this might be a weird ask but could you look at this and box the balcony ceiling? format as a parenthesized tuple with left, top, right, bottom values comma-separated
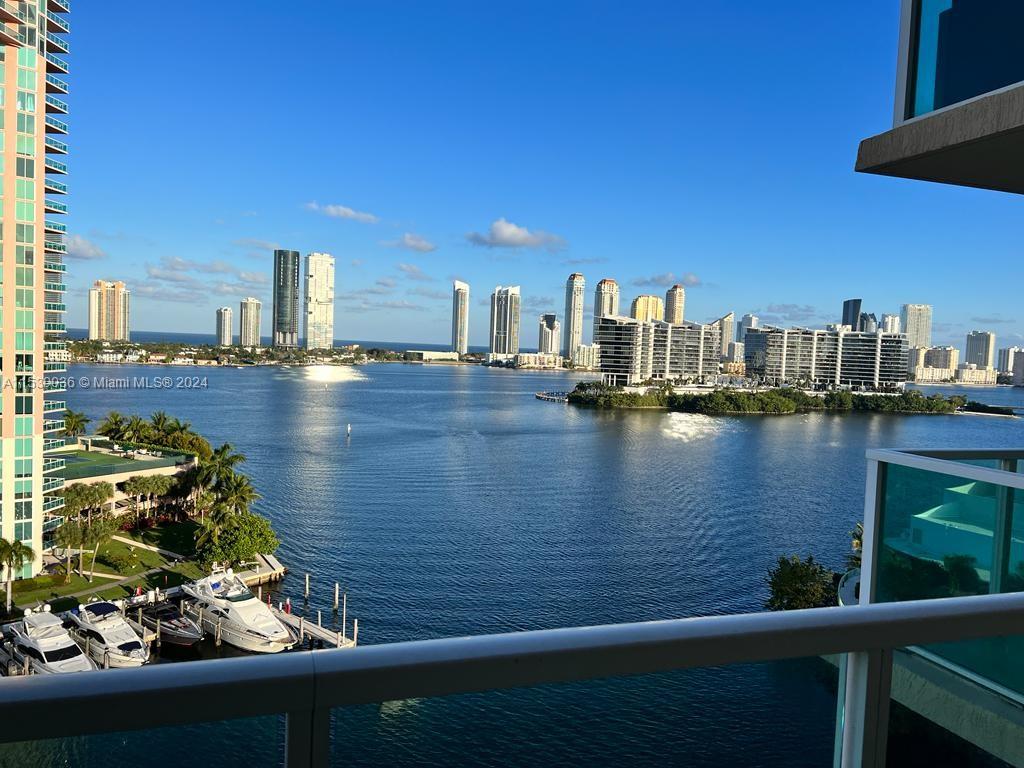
(856, 82, 1024, 195)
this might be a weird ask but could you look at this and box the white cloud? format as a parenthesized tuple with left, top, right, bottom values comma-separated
(66, 234, 107, 261)
(408, 286, 449, 301)
(305, 201, 379, 224)
(632, 272, 701, 288)
(466, 217, 566, 251)
(232, 237, 279, 252)
(397, 263, 433, 282)
(385, 233, 437, 253)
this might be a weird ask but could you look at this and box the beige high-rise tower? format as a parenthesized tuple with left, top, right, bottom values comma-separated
(630, 294, 664, 323)
(303, 252, 335, 350)
(88, 280, 131, 341)
(665, 284, 685, 324)
(594, 278, 620, 319)
(240, 297, 262, 348)
(0, 1, 71, 576)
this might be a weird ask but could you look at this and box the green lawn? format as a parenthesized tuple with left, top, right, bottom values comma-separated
(123, 521, 200, 558)
(95, 538, 165, 575)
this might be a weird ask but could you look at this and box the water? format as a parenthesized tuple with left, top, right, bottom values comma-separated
(11, 365, 1024, 767)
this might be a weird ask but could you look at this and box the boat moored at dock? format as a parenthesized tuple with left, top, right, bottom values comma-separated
(125, 600, 202, 647)
(181, 568, 296, 653)
(3, 606, 97, 675)
(64, 601, 151, 668)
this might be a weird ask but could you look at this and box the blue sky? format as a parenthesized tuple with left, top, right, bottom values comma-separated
(63, 1, 1022, 350)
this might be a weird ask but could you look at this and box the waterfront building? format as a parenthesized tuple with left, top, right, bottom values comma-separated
(513, 352, 563, 370)
(538, 313, 560, 355)
(88, 281, 131, 342)
(737, 313, 759, 343)
(594, 278, 620, 320)
(451, 280, 470, 355)
(404, 350, 460, 362)
(664, 284, 685, 324)
(955, 363, 997, 385)
(860, 313, 878, 334)
(272, 249, 300, 348)
(593, 316, 720, 386)
(923, 346, 959, 370)
(303, 252, 335, 350)
(842, 298, 863, 331)
(881, 313, 901, 334)
(710, 312, 735, 358)
(239, 297, 262, 348)
(572, 343, 600, 370)
(1015, 356, 1024, 387)
(216, 307, 233, 346)
(0, 1, 72, 575)
(562, 273, 585, 360)
(900, 304, 933, 349)
(726, 341, 744, 364)
(997, 346, 1023, 375)
(630, 295, 664, 323)
(489, 286, 521, 355)
(744, 327, 908, 389)
(965, 330, 996, 369)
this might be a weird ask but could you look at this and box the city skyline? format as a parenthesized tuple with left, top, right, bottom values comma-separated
(58, 3, 1021, 349)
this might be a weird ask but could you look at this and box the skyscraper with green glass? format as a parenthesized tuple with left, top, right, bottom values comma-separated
(0, 0, 70, 576)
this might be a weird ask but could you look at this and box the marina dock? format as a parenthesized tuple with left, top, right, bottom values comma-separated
(237, 553, 287, 586)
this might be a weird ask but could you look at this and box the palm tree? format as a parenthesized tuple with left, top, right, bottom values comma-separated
(150, 411, 171, 438)
(207, 443, 247, 482)
(214, 471, 260, 518)
(84, 516, 118, 582)
(97, 411, 126, 442)
(144, 475, 175, 519)
(122, 476, 148, 527)
(63, 409, 90, 441)
(54, 519, 85, 583)
(123, 415, 150, 444)
(0, 538, 36, 613)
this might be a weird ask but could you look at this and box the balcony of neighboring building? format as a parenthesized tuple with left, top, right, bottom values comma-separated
(44, 157, 68, 176)
(0, 20, 21, 47)
(44, 219, 67, 236)
(45, 94, 68, 115)
(0, 2, 19, 24)
(42, 496, 65, 514)
(42, 457, 65, 474)
(44, 136, 68, 155)
(44, 198, 68, 215)
(45, 73, 69, 94)
(49, 0, 70, 14)
(42, 474, 65, 494)
(45, 115, 69, 135)
(43, 258, 66, 274)
(44, 177, 67, 195)
(44, 419, 65, 434)
(45, 52, 69, 74)
(857, 1, 1024, 193)
(44, 399, 66, 414)
(44, 31, 68, 55)
(44, 239, 67, 255)
(45, 12, 69, 34)
(44, 361, 67, 374)
(43, 437, 65, 453)
(45, 282, 67, 296)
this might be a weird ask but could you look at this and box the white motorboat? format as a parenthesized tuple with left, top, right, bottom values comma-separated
(181, 568, 295, 653)
(4, 606, 96, 674)
(65, 600, 150, 668)
(125, 600, 203, 647)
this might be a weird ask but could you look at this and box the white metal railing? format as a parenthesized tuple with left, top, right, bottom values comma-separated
(0, 591, 1022, 767)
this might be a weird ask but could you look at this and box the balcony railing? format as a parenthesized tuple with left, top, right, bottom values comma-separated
(44, 303, 66, 313)
(44, 220, 67, 235)
(43, 438, 65, 452)
(45, 73, 69, 94)
(0, 2, 18, 24)
(43, 419, 65, 433)
(0, 21, 20, 48)
(44, 157, 68, 175)
(42, 515, 64, 533)
(49, 0, 70, 13)
(0, 591, 1021, 767)
(42, 457, 65, 473)
(44, 94, 68, 114)
(44, 399, 66, 412)
(44, 199, 68, 214)
(44, 32, 68, 55)
(44, 137, 68, 155)
(43, 322, 66, 332)
(45, 281, 67, 292)
(45, 12, 69, 33)
(44, 261, 66, 273)
(42, 496, 65, 513)
(45, 115, 69, 135)
(44, 52, 69, 74)
(44, 240, 66, 253)
(42, 475, 64, 493)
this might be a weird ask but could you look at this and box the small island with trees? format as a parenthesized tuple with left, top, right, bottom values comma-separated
(566, 382, 1014, 416)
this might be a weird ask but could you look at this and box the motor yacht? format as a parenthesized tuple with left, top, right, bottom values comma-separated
(64, 600, 150, 668)
(4, 606, 96, 674)
(181, 568, 295, 653)
(125, 600, 203, 647)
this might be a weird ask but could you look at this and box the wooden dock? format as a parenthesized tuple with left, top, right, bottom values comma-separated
(237, 553, 287, 586)
(270, 605, 357, 649)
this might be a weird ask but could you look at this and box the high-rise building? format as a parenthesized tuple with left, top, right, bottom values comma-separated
(737, 313, 759, 343)
(303, 252, 335, 350)
(489, 286, 521, 356)
(923, 346, 960, 370)
(744, 327, 907, 389)
(273, 249, 300, 348)
(665, 284, 686, 324)
(842, 299, 863, 331)
(216, 307, 233, 346)
(1, 4, 71, 575)
(860, 313, 878, 334)
(562, 273, 585, 360)
(997, 346, 1023, 375)
(711, 312, 735, 358)
(594, 278, 620, 320)
(881, 313, 901, 334)
(240, 297, 262, 348)
(538, 314, 561, 355)
(900, 304, 933, 349)
(630, 295, 664, 323)
(451, 280, 470, 355)
(593, 316, 720, 386)
(965, 330, 996, 369)
(88, 281, 131, 341)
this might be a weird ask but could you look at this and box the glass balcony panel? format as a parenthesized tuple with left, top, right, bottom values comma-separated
(330, 659, 840, 767)
(0, 716, 283, 767)
(908, 0, 1024, 119)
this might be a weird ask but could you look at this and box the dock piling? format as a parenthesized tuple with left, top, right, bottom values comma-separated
(317, 610, 322, 627)
(304, 573, 310, 600)
(257, 585, 262, 601)
(342, 592, 347, 638)
(299, 616, 304, 645)
(215, 618, 222, 647)
(155, 618, 161, 648)
(333, 582, 339, 611)
(353, 618, 359, 646)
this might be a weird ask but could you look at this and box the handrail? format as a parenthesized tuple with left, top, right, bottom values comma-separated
(866, 448, 1024, 490)
(0, 591, 1022, 764)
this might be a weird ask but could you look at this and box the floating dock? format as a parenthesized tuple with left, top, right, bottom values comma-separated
(535, 391, 569, 403)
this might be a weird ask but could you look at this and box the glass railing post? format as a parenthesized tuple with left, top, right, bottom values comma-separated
(860, 459, 887, 605)
(285, 707, 329, 767)
(991, 458, 1018, 594)
(840, 648, 893, 768)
